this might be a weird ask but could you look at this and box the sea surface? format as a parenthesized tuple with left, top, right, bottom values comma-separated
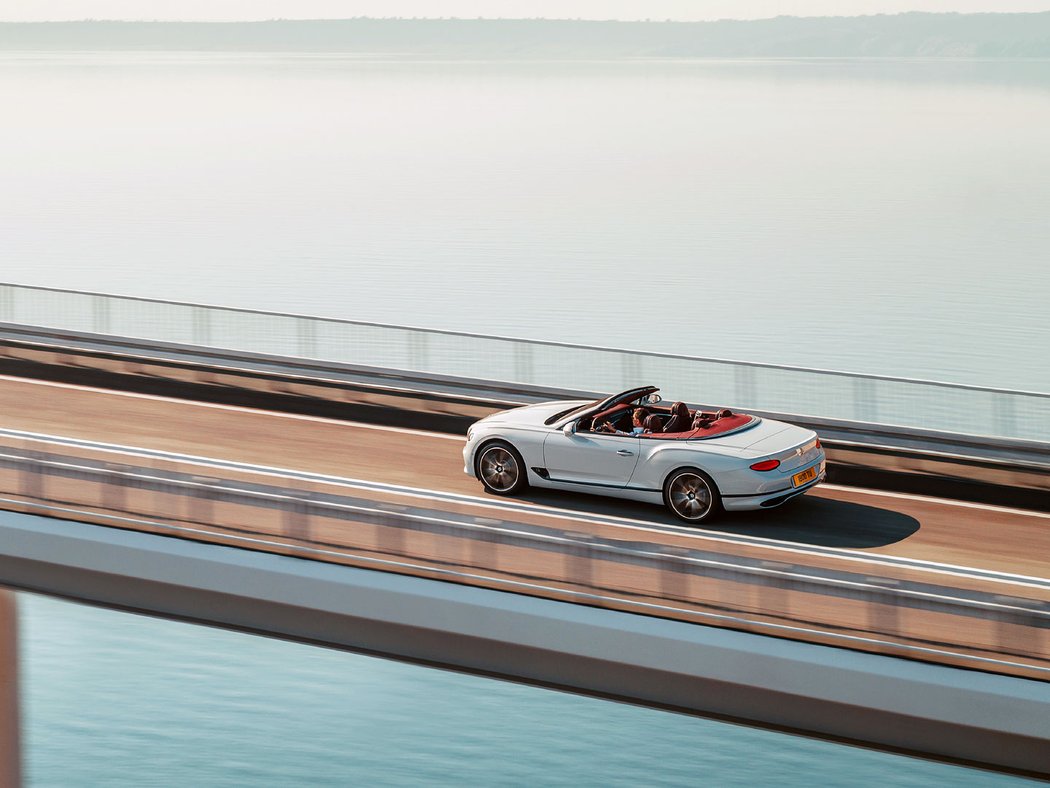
(1, 54, 1049, 389)
(2, 53, 1049, 785)
(16, 592, 1037, 787)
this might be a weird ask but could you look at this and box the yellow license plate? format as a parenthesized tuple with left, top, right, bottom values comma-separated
(792, 466, 818, 487)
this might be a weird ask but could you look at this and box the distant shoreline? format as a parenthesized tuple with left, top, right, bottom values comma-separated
(2, 14, 1050, 58)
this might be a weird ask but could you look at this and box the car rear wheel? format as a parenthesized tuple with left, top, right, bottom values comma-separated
(476, 441, 529, 496)
(663, 468, 720, 524)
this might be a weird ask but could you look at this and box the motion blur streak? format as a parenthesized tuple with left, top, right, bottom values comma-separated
(0, 589, 20, 788)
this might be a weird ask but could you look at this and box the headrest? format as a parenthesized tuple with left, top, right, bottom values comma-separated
(692, 413, 715, 430)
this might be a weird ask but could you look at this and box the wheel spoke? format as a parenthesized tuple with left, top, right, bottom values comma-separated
(668, 473, 712, 521)
(480, 447, 518, 492)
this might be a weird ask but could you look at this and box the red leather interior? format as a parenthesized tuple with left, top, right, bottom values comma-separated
(662, 402, 692, 433)
(589, 402, 756, 440)
(639, 413, 756, 440)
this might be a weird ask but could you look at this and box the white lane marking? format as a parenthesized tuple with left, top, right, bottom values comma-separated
(820, 483, 1050, 521)
(0, 374, 464, 441)
(5, 425, 1050, 591)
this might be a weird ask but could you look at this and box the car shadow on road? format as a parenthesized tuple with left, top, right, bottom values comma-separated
(515, 489, 920, 549)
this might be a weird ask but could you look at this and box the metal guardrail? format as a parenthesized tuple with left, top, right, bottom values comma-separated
(1, 434, 1046, 677)
(2, 282, 1048, 442)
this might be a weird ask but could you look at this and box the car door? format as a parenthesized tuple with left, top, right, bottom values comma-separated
(543, 427, 641, 488)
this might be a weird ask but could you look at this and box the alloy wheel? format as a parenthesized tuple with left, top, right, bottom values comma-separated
(667, 472, 713, 521)
(479, 446, 519, 492)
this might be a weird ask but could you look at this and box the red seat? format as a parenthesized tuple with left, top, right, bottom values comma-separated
(663, 402, 692, 433)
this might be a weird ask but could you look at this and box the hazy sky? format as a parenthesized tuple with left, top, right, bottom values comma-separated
(2, 0, 1050, 22)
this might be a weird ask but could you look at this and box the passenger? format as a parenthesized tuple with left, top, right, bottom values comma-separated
(643, 414, 664, 434)
(600, 407, 651, 436)
(663, 401, 691, 433)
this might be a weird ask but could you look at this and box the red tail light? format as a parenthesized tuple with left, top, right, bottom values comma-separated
(815, 438, 822, 449)
(750, 459, 780, 472)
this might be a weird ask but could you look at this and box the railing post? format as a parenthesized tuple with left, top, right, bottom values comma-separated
(101, 464, 127, 513)
(866, 578, 899, 638)
(469, 525, 497, 570)
(283, 496, 312, 543)
(296, 318, 318, 359)
(659, 548, 689, 601)
(192, 306, 212, 346)
(188, 477, 215, 524)
(19, 450, 43, 502)
(153, 460, 173, 520)
(92, 294, 111, 335)
(407, 331, 429, 371)
(0, 284, 15, 323)
(513, 342, 534, 384)
(734, 365, 756, 409)
(563, 533, 594, 590)
(0, 588, 22, 788)
(993, 395, 1017, 439)
(757, 561, 791, 619)
(377, 506, 406, 557)
(852, 377, 878, 423)
(621, 352, 641, 387)
(994, 598, 1042, 658)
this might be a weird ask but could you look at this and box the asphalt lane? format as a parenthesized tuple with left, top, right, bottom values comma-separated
(1, 374, 1048, 579)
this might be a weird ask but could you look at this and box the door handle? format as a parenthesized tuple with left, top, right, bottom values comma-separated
(616, 450, 634, 456)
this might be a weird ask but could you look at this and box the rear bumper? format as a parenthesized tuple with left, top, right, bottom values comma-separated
(721, 469, 826, 512)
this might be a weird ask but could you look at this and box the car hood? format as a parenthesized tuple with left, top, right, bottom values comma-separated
(479, 399, 590, 427)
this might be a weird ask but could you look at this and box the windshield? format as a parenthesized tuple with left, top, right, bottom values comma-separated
(594, 386, 658, 413)
(544, 400, 599, 426)
(544, 386, 659, 426)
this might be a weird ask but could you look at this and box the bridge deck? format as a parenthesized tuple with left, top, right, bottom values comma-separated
(1, 373, 1048, 679)
(1, 373, 1046, 574)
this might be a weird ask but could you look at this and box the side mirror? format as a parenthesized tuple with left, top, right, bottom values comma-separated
(646, 393, 661, 405)
(563, 422, 575, 436)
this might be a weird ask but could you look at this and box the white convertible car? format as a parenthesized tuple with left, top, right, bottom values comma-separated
(463, 386, 826, 523)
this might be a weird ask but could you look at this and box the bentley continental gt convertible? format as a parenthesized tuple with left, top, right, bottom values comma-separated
(463, 386, 826, 523)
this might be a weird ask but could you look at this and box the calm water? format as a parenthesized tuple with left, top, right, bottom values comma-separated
(1, 54, 1049, 389)
(17, 592, 1036, 787)
(3, 53, 1049, 784)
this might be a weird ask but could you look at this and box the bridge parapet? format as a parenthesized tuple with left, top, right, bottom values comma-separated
(1, 282, 1048, 441)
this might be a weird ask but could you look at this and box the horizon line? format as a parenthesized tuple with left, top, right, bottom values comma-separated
(4, 10, 1050, 25)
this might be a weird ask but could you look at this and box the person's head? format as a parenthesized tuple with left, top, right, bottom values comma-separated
(633, 407, 651, 427)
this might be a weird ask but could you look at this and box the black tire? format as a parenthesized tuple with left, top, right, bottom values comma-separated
(475, 440, 529, 496)
(663, 467, 721, 524)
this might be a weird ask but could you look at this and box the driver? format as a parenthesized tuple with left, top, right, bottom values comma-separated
(600, 407, 651, 436)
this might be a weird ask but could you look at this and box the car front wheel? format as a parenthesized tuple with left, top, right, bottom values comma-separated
(475, 441, 529, 496)
(663, 468, 720, 524)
